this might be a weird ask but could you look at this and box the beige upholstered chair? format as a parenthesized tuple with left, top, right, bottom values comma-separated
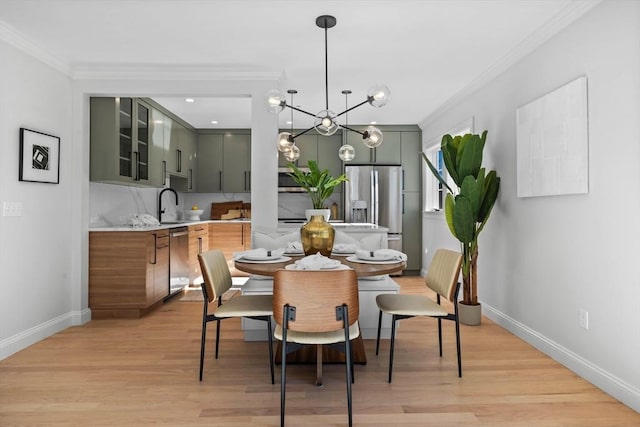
(198, 249, 274, 383)
(375, 248, 463, 382)
(273, 269, 359, 427)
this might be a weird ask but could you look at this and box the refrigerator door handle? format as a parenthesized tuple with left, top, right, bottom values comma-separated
(372, 170, 379, 225)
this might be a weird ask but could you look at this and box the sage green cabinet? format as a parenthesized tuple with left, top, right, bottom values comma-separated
(344, 130, 401, 164)
(197, 131, 251, 193)
(90, 97, 152, 185)
(149, 109, 168, 187)
(402, 191, 422, 272)
(400, 131, 421, 192)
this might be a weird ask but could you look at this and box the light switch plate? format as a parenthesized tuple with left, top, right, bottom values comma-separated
(2, 201, 23, 217)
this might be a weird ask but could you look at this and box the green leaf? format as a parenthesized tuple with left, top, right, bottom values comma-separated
(421, 152, 453, 194)
(451, 195, 475, 244)
(478, 171, 500, 223)
(460, 174, 482, 221)
(458, 133, 484, 179)
(444, 193, 456, 237)
(441, 134, 460, 186)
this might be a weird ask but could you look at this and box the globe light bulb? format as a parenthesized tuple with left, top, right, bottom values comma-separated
(367, 84, 391, 108)
(265, 89, 286, 113)
(277, 132, 294, 152)
(314, 110, 339, 136)
(283, 144, 300, 161)
(338, 144, 355, 162)
(363, 126, 383, 148)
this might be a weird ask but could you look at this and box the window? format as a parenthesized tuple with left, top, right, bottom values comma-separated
(423, 118, 473, 212)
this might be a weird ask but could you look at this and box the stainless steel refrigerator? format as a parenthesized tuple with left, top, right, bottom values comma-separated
(344, 165, 403, 252)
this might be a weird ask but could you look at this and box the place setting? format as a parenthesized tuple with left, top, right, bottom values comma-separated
(330, 243, 358, 256)
(233, 248, 291, 263)
(346, 248, 408, 264)
(283, 241, 305, 256)
(285, 252, 349, 271)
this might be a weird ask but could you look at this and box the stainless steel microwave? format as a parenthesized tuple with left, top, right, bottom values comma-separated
(278, 167, 309, 192)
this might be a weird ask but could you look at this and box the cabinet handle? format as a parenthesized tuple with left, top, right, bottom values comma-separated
(198, 237, 203, 254)
(402, 194, 405, 215)
(244, 171, 247, 191)
(176, 149, 182, 173)
(151, 234, 158, 264)
(402, 169, 405, 191)
(219, 171, 222, 191)
(189, 168, 193, 190)
(162, 160, 166, 182)
(134, 151, 140, 181)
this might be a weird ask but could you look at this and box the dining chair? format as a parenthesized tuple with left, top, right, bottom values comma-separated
(375, 248, 463, 382)
(198, 249, 274, 383)
(273, 269, 359, 427)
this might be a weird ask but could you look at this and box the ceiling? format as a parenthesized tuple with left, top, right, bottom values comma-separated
(0, 0, 597, 129)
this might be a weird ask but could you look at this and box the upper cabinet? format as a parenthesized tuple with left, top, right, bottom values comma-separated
(91, 97, 197, 189)
(90, 97, 154, 185)
(197, 130, 251, 193)
(344, 129, 401, 164)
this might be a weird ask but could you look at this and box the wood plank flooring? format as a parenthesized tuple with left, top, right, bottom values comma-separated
(1, 276, 639, 426)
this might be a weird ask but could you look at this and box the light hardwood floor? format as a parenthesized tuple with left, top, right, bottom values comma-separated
(1, 276, 639, 426)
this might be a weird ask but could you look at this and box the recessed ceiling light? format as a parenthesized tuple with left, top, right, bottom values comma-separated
(286, 120, 292, 125)
(153, 120, 163, 124)
(210, 120, 218, 125)
(185, 98, 195, 103)
(370, 121, 377, 125)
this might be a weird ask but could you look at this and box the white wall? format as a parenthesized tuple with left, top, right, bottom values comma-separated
(0, 41, 81, 358)
(420, 1, 640, 411)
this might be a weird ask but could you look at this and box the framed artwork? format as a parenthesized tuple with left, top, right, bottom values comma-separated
(19, 128, 60, 184)
(516, 76, 589, 198)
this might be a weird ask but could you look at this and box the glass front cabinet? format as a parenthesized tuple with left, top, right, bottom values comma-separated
(91, 97, 154, 185)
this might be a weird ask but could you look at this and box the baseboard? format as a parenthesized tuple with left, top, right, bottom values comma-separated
(482, 302, 640, 413)
(0, 308, 91, 360)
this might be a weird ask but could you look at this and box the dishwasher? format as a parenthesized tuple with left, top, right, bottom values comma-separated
(168, 227, 190, 299)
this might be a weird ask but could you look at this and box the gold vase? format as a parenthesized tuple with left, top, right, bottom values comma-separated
(300, 215, 335, 257)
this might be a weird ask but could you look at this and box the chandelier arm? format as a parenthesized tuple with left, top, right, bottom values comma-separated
(338, 124, 366, 137)
(335, 98, 370, 118)
(291, 125, 318, 140)
(286, 104, 317, 118)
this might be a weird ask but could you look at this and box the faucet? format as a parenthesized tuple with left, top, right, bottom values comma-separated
(158, 188, 178, 223)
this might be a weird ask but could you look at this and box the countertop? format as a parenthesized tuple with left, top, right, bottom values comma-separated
(89, 219, 388, 233)
(89, 219, 250, 232)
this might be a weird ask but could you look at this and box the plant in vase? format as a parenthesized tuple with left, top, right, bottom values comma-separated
(422, 130, 500, 325)
(287, 160, 348, 256)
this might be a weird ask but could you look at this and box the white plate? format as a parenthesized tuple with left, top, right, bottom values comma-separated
(345, 256, 402, 264)
(284, 251, 305, 256)
(237, 256, 292, 264)
(285, 263, 349, 271)
(331, 251, 355, 256)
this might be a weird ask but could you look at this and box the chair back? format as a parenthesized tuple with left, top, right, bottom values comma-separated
(273, 269, 359, 333)
(425, 249, 463, 302)
(198, 249, 233, 303)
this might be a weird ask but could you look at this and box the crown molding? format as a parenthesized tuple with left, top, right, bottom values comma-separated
(419, 0, 602, 129)
(71, 64, 283, 81)
(0, 19, 71, 76)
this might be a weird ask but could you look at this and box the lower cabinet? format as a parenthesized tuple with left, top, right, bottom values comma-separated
(208, 222, 251, 276)
(89, 230, 169, 319)
(188, 224, 209, 285)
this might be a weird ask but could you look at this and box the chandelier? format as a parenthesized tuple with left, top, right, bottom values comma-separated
(266, 15, 390, 161)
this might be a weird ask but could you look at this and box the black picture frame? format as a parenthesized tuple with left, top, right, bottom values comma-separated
(19, 128, 60, 184)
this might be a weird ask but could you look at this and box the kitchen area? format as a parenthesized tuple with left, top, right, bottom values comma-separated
(88, 96, 422, 319)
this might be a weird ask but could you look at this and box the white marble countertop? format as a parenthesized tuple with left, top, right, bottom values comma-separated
(277, 221, 388, 233)
(89, 219, 250, 232)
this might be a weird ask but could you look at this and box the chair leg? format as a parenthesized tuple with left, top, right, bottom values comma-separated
(438, 317, 443, 357)
(199, 317, 207, 381)
(345, 337, 353, 427)
(215, 319, 221, 359)
(281, 310, 289, 427)
(455, 316, 462, 378)
(375, 310, 382, 355)
(267, 317, 274, 385)
(388, 315, 397, 383)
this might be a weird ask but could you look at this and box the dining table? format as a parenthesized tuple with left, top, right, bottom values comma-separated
(234, 253, 406, 385)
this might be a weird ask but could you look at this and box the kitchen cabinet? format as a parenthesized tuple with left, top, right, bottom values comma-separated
(344, 129, 401, 164)
(188, 223, 209, 285)
(278, 131, 343, 192)
(149, 108, 168, 186)
(208, 222, 251, 276)
(196, 130, 251, 193)
(90, 97, 153, 185)
(400, 131, 422, 192)
(89, 229, 169, 319)
(402, 191, 422, 272)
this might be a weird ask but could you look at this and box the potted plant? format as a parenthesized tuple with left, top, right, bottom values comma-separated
(287, 160, 348, 219)
(422, 130, 500, 325)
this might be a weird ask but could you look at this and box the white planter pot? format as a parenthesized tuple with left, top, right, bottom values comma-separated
(458, 302, 482, 326)
(305, 208, 331, 222)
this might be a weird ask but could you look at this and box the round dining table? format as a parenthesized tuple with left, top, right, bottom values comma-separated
(234, 254, 406, 385)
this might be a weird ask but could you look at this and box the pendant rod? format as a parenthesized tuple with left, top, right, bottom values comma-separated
(324, 22, 329, 110)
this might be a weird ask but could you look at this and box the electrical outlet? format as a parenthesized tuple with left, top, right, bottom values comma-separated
(2, 201, 22, 217)
(579, 308, 589, 330)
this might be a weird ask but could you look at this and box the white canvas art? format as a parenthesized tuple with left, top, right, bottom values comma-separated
(516, 76, 588, 198)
